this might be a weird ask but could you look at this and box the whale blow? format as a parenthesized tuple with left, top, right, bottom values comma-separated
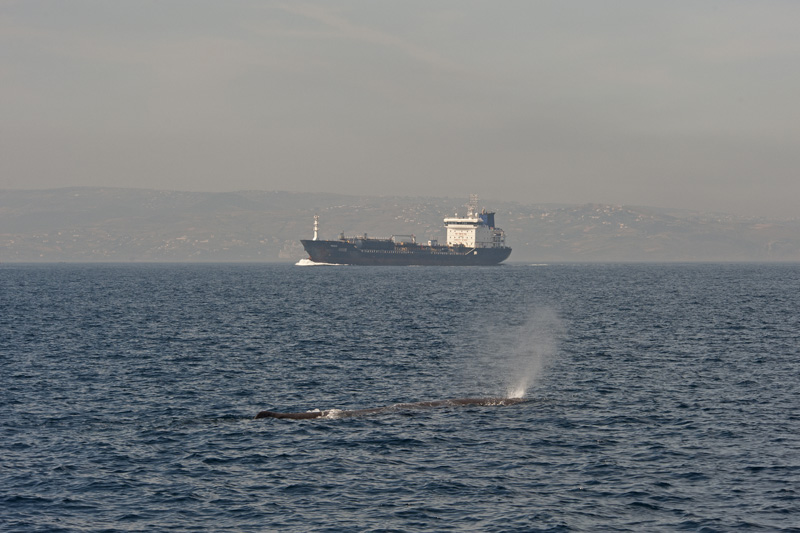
(255, 397, 525, 420)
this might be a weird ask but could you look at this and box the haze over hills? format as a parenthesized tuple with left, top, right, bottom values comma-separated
(1, 188, 798, 263)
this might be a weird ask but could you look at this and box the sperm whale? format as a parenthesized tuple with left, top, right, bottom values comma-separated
(254, 397, 526, 420)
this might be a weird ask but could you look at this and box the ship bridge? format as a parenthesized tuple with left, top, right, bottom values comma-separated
(443, 195, 506, 249)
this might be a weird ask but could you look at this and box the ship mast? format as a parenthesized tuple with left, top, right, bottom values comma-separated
(467, 194, 479, 217)
(313, 215, 319, 241)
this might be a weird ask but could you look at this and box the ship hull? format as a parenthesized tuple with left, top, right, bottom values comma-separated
(301, 239, 511, 266)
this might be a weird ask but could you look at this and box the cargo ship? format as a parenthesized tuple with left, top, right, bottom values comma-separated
(300, 195, 511, 266)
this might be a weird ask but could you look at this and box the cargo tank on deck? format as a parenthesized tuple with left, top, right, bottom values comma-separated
(300, 195, 511, 266)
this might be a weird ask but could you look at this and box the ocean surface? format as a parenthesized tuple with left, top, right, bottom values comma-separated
(2, 262, 799, 532)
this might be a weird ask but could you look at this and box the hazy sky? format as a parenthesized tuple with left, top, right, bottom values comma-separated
(2, 1, 799, 217)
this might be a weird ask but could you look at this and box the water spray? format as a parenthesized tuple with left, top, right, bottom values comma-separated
(504, 308, 564, 399)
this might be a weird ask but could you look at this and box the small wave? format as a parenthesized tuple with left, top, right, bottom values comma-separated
(295, 259, 347, 266)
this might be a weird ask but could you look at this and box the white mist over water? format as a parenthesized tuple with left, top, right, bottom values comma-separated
(503, 308, 564, 399)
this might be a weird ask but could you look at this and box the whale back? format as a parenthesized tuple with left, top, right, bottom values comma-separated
(254, 397, 526, 420)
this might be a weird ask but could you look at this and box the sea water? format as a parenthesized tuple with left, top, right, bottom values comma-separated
(1, 263, 799, 531)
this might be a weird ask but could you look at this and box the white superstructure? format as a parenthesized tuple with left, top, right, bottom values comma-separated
(443, 195, 507, 249)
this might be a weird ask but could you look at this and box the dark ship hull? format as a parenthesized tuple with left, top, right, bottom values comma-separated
(301, 239, 511, 266)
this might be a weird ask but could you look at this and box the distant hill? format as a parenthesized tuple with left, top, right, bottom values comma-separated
(1, 187, 799, 262)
